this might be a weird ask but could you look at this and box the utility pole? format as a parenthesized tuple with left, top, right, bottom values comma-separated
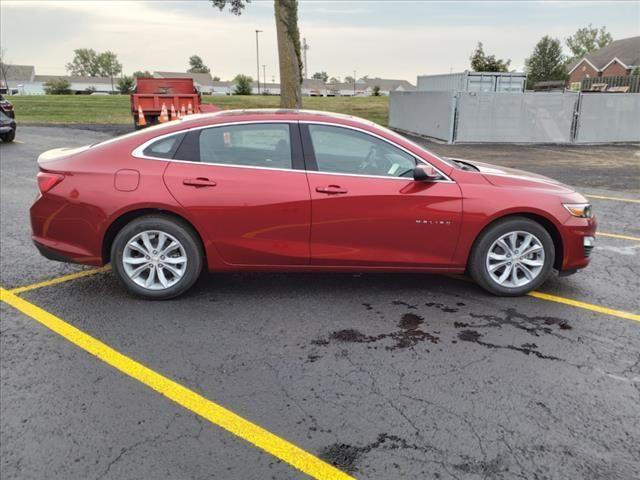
(255, 29, 262, 94)
(353, 70, 357, 96)
(302, 38, 309, 79)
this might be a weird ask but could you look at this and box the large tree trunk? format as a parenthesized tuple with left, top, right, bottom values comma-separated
(274, 0, 302, 108)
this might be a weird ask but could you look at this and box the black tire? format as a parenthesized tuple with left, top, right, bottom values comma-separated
(1, 130, 15, 142)
(468, 216, 555, 296)
(111, 214, 203, 300)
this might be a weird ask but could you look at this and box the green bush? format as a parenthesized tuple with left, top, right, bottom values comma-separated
(44, 78, 72, 95)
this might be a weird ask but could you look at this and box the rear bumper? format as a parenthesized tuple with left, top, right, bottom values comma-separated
(30, 194, 104, 267)
(34, 239, 78, 264)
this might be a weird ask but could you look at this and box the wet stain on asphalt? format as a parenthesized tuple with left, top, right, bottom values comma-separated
(392, 300, 418, 309)
(458, 329, 560, 360)
(313, 313, 440, 351)
(319, 433, 437, 474)
(454, 454, 507, 476)
(425, 302, 459, 313)
(466, 308, 572, 335)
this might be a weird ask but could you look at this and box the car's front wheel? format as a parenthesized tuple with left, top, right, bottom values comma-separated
(469, 217, 555, 296)
(111, 215, 203, 299)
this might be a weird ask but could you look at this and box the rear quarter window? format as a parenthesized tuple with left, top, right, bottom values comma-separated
(142, 133, 185, 159)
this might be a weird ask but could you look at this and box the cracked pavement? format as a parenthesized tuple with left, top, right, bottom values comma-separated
(1, 127, 639, 479)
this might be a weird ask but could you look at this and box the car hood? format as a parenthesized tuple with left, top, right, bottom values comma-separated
(451, 158, 575, 193)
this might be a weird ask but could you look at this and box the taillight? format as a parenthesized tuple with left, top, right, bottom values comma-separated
(37, 172, 65, 193)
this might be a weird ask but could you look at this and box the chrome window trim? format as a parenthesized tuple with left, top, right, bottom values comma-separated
(130, 119, 454, 183)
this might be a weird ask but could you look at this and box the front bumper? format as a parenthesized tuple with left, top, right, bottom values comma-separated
(559, 216, 597, 273)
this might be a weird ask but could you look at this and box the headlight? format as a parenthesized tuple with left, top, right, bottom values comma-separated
(563, 203, 593, 218)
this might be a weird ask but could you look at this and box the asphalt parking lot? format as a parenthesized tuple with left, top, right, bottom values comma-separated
(1, 126, 639, 480)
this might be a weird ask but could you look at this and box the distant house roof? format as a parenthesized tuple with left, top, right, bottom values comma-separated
(361, 77, 416, 91)
(568, 36, 640, 73)
(302, 79, 326, 89)
(0, 64, 35, 83)
(34, 75, 113, 85)
(154, 71, 215, 87)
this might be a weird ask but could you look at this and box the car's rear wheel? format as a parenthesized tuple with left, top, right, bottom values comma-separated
(469, 217, 555, 296)
(111, 215, 203, 299)
(1, 130, 15, 142)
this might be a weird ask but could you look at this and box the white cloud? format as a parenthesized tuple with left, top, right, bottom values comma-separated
(1, 0, 638, 83)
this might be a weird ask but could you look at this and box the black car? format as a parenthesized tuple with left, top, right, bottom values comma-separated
(0, 94, 16, 142)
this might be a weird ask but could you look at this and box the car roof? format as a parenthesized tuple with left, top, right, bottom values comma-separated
(182, 108, 378, 128)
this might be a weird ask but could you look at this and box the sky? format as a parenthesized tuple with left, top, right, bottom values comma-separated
(1, 0, 638, 83)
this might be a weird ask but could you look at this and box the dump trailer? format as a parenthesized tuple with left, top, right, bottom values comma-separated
(130, 78, 220, 128)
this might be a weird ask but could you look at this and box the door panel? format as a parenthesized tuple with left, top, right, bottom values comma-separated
(307, 174, 462, 266)
(162, 122, 311, 266)
(302, 123, 462, 267)
(164, 162, 311, 265)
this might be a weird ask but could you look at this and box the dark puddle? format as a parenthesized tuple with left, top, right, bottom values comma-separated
(319, 433, 436, 474)
(454, 454, 507, 476)
(313, 313, 439, 351)
(458, 329, 560, 360)
(464, 308, 572, 335)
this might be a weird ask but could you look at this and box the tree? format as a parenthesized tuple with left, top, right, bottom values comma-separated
(116, 75, 135, 94)
(133, 70, 152, 79)
(188, 55, 210, 73)
(372, 85, 381, 96)
(213, 75, 221, 81)
(312, 71, 328, 82)
(344, 75, 355, 84)
(66, 48, 100, 76)
(44, 78, 72, 94)
(66, 49, 122, 92)
(632, 67, 640, 76)
(211, 0, 303, 108)
(525, 36, 568, 89)
(97, 51, 122, 93)
(566, 24, 613, 59)
(470, 42, 511, 72)
(233, 74, 253, 95)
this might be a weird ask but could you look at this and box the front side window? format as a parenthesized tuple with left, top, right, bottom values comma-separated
(198, 123, 292, 169)
(143, 133, 184, 159)
(308, 124, 416, 178)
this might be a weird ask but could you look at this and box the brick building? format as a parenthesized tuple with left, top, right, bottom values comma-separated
(568, 36, 640, 84)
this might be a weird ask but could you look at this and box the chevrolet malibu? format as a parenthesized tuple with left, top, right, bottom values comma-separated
(31, 110, 596, 299)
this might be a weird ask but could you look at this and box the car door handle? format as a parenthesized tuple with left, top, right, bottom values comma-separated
(316, 185, 348, 194)
(183, 177, 217, 187)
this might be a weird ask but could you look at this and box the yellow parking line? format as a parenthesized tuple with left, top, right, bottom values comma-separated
(13, 140, 25, 144)
(597, 232, 640, 242)
(586, 194, 640, 204)
(0, 288, 353, 480)
(447, 274, 639, 322)
(9, 266, 111, 294)
(528, 291, 640, 322)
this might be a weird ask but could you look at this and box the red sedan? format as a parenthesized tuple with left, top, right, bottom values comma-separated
(31, 110, 596, 299)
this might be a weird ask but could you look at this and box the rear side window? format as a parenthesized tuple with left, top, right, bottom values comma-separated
(143, 133, 184, 159)
(197, 123, 292, 169)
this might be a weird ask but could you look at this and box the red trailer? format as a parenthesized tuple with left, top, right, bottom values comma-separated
(130, 78, 220, 128)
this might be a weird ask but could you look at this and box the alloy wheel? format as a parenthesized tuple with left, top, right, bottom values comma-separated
(122, 230, 188, 290)
(485, 231, 545, 288)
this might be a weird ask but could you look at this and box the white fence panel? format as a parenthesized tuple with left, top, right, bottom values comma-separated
(575, 93, 640, 143)
(389, 91, 455, 142)
(455, 92, 578, 143)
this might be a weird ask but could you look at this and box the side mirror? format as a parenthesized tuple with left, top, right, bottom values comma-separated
(413, 164, 440, 182)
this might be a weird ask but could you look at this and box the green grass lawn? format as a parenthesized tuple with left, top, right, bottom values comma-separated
(9, 95, 390, 126)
